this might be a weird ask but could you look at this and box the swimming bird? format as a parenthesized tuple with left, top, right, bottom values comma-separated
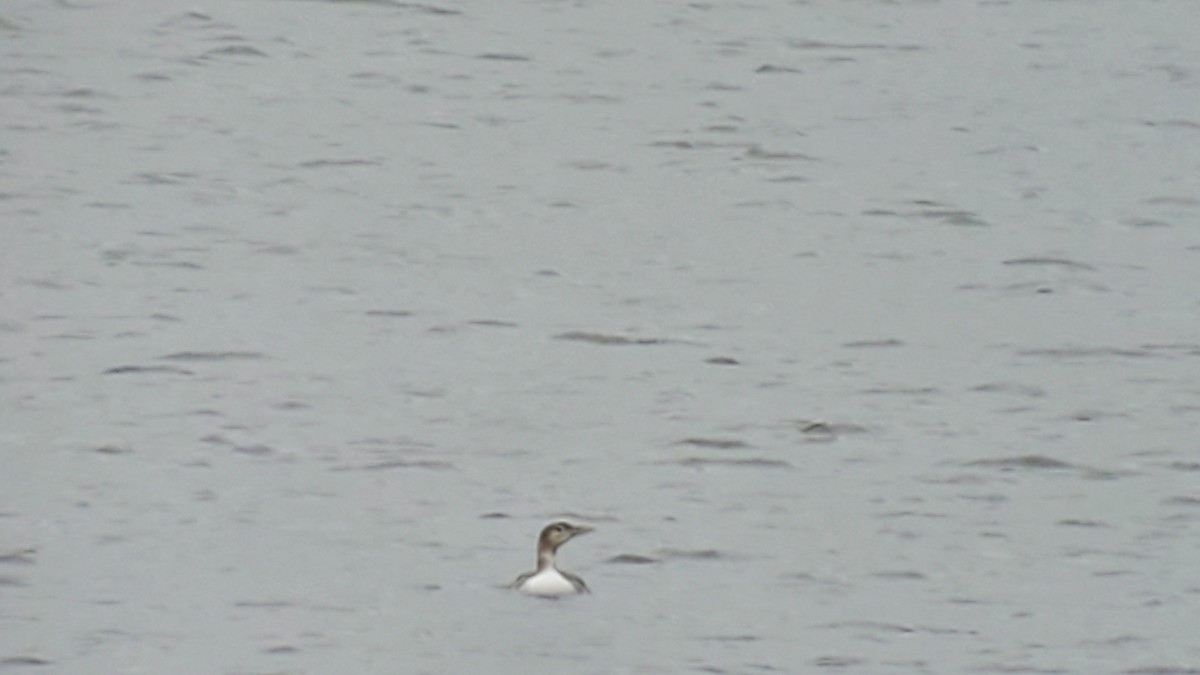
(511, 521, 593, 597)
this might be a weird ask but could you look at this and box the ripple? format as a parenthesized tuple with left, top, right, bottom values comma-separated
(0, 656, 53, 668)
(1002, 257, 1095, 270)
(103, 365, 194, 376)
(555, 331, 671, 346)
(655, 548, 725, 561)
(0, 548, 36, 566)
(160, 351, 265, 361)
(335, 459, 454, 472)
(965, 455, 1074, 470)
(672, 457, 791, 469)
(607, 554, 659, 565)
(674, 437, 750, 449)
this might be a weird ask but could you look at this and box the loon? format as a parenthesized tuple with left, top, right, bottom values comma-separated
(511, 521, 593, 597)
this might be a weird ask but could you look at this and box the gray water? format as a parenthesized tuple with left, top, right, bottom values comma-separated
(2, 1, 1199, 673)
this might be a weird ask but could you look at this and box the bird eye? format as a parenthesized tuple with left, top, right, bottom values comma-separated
(552, 525, 563, 532)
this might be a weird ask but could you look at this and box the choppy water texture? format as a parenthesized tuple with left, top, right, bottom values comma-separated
(3, 0, 1199, 673)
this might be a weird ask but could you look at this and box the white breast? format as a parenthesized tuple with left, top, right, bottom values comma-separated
(518, 568, 581, 596)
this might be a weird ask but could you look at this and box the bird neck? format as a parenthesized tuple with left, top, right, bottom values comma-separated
(536, 546, 559, 572)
